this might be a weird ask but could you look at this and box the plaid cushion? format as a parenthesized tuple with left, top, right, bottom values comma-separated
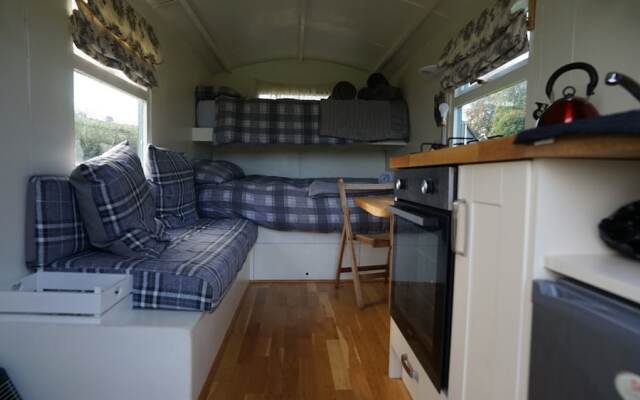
(193, 159, 245, 184)
(70, 142, 169, 258)
(26, 176, 89, 268)
(212, 97, 350, 145)
(197, 176, 388, 233)
(146, 145, 198, 228)
(0, 368, 22, 400)
(44, 218, 258, 312)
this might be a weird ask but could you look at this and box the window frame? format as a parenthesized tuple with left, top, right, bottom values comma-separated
(448, 56, 529, 144)
(72, 51, 151, 162)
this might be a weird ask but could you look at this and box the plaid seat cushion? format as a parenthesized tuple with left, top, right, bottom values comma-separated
(70, 141, 169, 258)
(197, 176, 388, 233)
(146, 145, 198, 229)
(212, 97, 350, 145)
(192, 159, 245, 185)
(26, 176, 89, 268)
(44, 218, 257, 312)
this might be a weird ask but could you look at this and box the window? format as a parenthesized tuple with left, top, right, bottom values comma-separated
(451, 52, 529, 144)
(256, 81, 330, 101)
(73, 71, 147, 163)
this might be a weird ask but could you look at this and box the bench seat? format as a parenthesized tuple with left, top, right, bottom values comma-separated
(43, 218, 257, 312)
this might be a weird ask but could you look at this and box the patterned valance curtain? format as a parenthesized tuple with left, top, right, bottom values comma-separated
(70, 0, 162, 88)
(437, 0, 529, 90)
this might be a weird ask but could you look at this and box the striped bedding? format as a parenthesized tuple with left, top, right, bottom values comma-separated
(196, 176, 390, 233)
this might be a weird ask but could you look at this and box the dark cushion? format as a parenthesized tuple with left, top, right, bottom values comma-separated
(25, 176, 89, 267)
(193, 160, 245, 185)
(330, 81, 357, 100)
(146, 145, 198, 229)
(0, 368, 21, 400)
(70, 141, 169, 258)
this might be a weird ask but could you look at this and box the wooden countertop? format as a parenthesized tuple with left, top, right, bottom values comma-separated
(389, 135, 640, 169)
(354, 196, 394, 218)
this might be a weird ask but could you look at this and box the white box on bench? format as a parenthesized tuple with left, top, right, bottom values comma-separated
(0, 271, 131, 316)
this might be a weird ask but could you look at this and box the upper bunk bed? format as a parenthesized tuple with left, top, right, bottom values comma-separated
(192, 78, 410, 146)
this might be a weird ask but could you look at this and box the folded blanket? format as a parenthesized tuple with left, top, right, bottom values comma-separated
(319, 99, 409, 141)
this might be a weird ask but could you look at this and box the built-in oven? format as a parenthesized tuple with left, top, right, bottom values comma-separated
(389, 166, 456, 392)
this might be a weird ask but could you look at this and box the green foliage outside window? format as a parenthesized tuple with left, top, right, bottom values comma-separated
(75, 112, 139, 163)
(462, 81, 527, 138)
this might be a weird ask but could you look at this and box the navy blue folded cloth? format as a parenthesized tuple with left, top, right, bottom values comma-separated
(514, 110, 640, 144)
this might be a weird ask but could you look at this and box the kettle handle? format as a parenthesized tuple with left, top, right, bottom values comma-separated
(545, 62, 599, 100)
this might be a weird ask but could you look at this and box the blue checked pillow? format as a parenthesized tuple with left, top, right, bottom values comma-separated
(26, 176, 89, 267)
(146, 145, 198, 228)
(0, 368, 21, 400)
(70, 142, 170, 258)
(192, 160, 245, 185)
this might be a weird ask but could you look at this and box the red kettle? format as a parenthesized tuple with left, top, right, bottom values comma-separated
(533, 62, 600, 126)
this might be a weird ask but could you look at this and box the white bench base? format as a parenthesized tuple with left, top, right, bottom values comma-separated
(250, 227, 389, 280)
(0, 252, 252, 400)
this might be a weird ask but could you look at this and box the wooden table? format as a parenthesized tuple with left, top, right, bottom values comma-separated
(354, 196, 394, 218)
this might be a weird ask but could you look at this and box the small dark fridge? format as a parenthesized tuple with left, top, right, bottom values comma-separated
(529, 280, 640, 400)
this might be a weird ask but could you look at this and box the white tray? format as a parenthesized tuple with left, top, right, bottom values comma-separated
(0, 271, 131, 316)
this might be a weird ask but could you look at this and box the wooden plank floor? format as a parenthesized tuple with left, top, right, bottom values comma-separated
(201, 282, 411, 400)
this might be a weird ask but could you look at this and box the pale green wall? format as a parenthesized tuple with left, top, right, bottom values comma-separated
(211, 59, 370, 97)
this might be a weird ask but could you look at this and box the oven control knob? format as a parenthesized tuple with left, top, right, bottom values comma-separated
(395, 178, 406, 191)
(420, 179, 434, 195)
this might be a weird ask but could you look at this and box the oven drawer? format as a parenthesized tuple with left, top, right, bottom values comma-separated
(390, 318, 442, 400)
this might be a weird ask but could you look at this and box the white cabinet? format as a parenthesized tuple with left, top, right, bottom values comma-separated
(448, 161, 533, 400)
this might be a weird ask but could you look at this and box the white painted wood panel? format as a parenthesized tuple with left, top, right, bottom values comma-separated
(389, 318, 444, 400)
(0, 255, 252, 400)
(448, 161, 532, 400)
(252, 227, 389, 280)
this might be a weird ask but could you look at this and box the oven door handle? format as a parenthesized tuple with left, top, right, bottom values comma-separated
(389, 206, 426, 226)
(452, 199, 468, 256)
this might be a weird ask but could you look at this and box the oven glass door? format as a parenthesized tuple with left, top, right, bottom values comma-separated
(391, 203, 453, 391)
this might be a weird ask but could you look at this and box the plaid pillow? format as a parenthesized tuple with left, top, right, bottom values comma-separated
(70, 142, 170, 258)
(146, 145, 198, 228)
(25, 176, 89, 267)
(0, 368, 21, 400)
(193, 160, 245, 185)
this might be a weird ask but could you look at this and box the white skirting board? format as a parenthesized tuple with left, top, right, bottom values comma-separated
(249, 227, 390, 280)
(0, 252, 252, 400)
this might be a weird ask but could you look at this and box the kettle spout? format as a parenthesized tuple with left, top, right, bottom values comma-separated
(605, 72, 640, 103)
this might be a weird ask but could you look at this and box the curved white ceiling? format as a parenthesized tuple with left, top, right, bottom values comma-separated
(149, 0, 439, 73)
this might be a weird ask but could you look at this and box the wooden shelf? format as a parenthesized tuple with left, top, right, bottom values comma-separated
(545, 254, 640, 304)
(191, 128, 408, 146)
(390, 135, 640, 169)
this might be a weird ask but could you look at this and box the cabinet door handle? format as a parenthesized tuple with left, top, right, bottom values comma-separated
(401, 354, 419, 381)
(452, 199, 468, 256)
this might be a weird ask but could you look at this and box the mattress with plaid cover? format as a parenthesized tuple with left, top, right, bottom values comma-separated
(207, 97, 350, 145)
(196, 176, 389, 233)
(43, 218, 257, 312)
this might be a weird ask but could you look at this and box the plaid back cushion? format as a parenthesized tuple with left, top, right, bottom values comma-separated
(26, 176, 89, 267)
(70, 142, 169, 258)
(0, 368, 22, 400)
(146, 145, 198, 228)
(193, 160, 245, 184)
